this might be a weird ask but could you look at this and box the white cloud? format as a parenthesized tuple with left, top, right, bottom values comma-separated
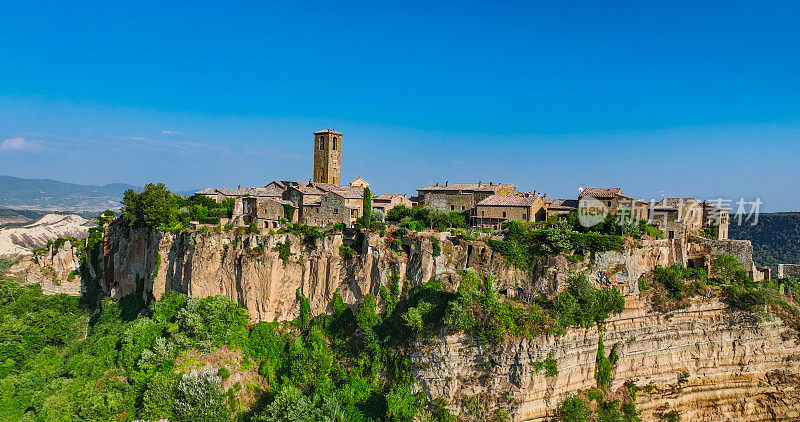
(161, 130, 183, 135)
(0, 137, 41, 152)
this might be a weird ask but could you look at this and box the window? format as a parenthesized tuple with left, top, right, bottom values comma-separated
(461, 206, 465, 211)
(333, 137, 337, 150)
(502, 211, 507, 218)
(450, 205, 455, 211)
(481, 211, 484, 217)
(522, 213, 527, 220)
(669, 231, 675, 240)
(319, 137, 325, 149)
(333, 208, 338, 214)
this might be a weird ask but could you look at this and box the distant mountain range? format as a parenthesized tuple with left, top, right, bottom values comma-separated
(0, 176, 199, 213)
(0, 175, 137, 212)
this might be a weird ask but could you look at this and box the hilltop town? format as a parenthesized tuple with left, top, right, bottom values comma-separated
(193, 129, 764, 281)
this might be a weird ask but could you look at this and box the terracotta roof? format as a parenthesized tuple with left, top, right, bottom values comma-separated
(578, 187, 622, 198)
(477, 194, 538, 207)
(313, 129, 342, 135)
(417, 182, 515, 193)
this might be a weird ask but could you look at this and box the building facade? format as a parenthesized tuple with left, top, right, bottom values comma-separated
(473, 194, 547, 229)
(416, 181, 516, 212)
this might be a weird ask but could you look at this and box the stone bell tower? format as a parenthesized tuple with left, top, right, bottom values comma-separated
(312, 129, 341, 185)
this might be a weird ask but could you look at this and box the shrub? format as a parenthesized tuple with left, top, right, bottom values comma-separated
(174, 368, 230, 422)
(711, 254, 745, 284)
(339, 244, 358, 260)
(557, 394, 590, 422)
(273, 239, 293, 263)
(176, 296, 250, 347)
(254, 384, 339, 422)
(431, 237, 441, 257)
(142, 372, 178, 420)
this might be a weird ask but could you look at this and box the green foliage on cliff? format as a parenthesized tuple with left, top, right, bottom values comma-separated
(442, 270, 625, 342)
(272, 239, 293, 263)
(121, 182, 179, 228)
(121, 183, 235, 229)
(643, 264, 708, 313)
(487, 219, 625, 271)
(0, 274, 462, 422)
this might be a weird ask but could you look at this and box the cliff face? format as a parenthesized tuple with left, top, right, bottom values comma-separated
(411, 297, 800, 421)
(103, 223, 529, 321)
(98, 221, 800, 420)
(102, 222, 679, 321)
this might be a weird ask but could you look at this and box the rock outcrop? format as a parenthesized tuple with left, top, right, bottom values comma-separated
(0, 213, 90, 257)
(411, 296, 800, 421)
(102, 222, 680, 321)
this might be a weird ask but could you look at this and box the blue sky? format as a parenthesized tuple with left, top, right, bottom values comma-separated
(1, 1, 799, 210)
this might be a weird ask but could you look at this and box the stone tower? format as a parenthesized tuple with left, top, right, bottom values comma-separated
(313, 129, 341, 185)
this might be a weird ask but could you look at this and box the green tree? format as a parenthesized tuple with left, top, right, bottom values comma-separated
(121, 183, 178, 228)
(362, 187, 372, 229)
(174, 368, 230, 422)
(711, 254, 745, 284)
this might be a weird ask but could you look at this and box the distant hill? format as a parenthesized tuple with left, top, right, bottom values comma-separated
(0, 175, 138, 212)
(729, 212, 800, 274)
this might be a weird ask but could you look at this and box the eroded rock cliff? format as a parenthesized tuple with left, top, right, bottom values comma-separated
(412, 296, 800, 421)
(103, 221, 678, 321)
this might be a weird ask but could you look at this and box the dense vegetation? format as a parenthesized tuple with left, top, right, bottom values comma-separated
(728, 212, 800, 273)
(386, 205, 467, 231)
(121, 183, 234, 230)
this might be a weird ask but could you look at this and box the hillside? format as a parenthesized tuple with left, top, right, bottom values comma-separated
(729, 212, 800, 273)
(0, 175, 137, 212)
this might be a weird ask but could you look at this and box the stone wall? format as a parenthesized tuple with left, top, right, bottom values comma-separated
(686, 236, 766, 280)
(778, 264, 800, 279)
(424, 192, 474, 212)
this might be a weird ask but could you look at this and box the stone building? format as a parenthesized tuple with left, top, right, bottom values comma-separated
(649, 198, 704, 240)
(372, 194, 413, 216)
(701, 202, 730, 240)
(195, 181, 299, 203)
(233, 197, 299, 229)
(578, 187, 649, 220)
(416, 181, 516, 212)
(778, 264, 800, 279)
(473, 194, 547, 229)
(313, 129, 342, 185)
(544, 198, 579, 216)
(349, 177, 369, 188)
(303, 189, 364, 227)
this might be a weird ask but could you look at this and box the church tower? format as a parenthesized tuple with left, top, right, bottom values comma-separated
(313, 129, 341, 185)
